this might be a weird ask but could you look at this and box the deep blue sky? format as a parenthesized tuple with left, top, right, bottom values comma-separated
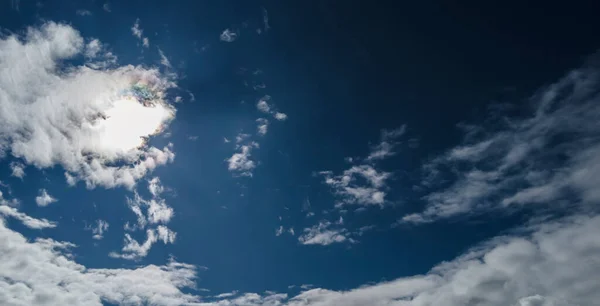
(1, 0, 600, 305)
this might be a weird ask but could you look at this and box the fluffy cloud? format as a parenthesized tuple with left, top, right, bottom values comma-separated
(9, 162, 25, 179)
(320, 165, 390, 206)
(0, 22, 176, 190)
(35, 189, 57, 207)
(257, 118, 269, 136)
(227, 140, 259, 177)
(403, 60, 600, 223)
(0, 218, 200, 305)
(256, 95, 288, 120)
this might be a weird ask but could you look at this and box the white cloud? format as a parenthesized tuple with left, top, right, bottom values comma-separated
(256, 96, 271, 113)
(148, 177, 164, 197)
(35, 189, 57, 207)
(10, 162, 25, 179)
(275, 225, 284, 236)
(220, 29, 238, 42)
(404, 60, 600, 223)
(131, 19, 150, 48)
(227, 142, 258, 177)
(158, 48, 171, 68)
(88, 219, 109, 240)
(126, 182, 173, 227)
(256, 95, 288, 121)
(102, 2, 111, 12)
(109, 226, 176, 260)
(298, 221, 349, 246)
(0, 218, 200, 305)
(274, 112, 288, 121)
(215, 291, 238, 299)
(320, 165, 390, 206)
(223, 137, 231, 143)
(366, 125, 406, 161)
(0, 205, 56, 229)
(0, 22, 176, 190)
(257, 118, 269, 136)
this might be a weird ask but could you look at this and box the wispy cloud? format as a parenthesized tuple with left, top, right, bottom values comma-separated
(298, 220, 351, 246)
(366, 125, 406, 161)
(86, 219, 109, 240)
(403, 61, 600, 224)
(131, 18, 150, 48)
(220, 29, 238, 42)
(0, 205, 56, 229)
(76, 9, 92, 16)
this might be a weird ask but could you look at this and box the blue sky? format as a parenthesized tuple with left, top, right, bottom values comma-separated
(1, 1, 600, 305)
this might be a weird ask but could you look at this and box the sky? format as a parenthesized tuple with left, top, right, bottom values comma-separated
(1, 1, 600, 305)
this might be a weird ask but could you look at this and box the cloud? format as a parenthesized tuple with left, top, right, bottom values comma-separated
(131, 19, 150, 48)
(88, 219, 109, 240)
(35, 189, 57, 207)
(274, 112, 288, 121)
(109, 225, 176, 260)
(215, 291, 238, 299)
(10, 162, 25, 179)
(257, 118, 269, 136)
(366, 125, 406, 161)
(137, 213, 599, 306)
(320, 165, 390, 207)
(76, 9, 92, 16)
(220, 29, 238, 42)
(227, 140, 259, 177)
(126, 179, 174, 228)
(404, 59, 600, 223)
(256, 95, 288, 121)
(0, 22, 176, 190)
(298, 220, 350, 246)
(262, 8, 270, 32)
(275, 225, 284, 236)
(158, 48, 171, 68)
(0, 205, 56, 229)
(0, 218, 200, 305)
(102, 2, 111, 12)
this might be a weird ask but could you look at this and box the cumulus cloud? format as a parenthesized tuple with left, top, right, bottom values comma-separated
(10, 162, 25, 179)
(0, 22, 176, 190)
(298, 220, 350, 246)
(227, 140, 259, 177)
(35, 189, 57, 207)
(403, 58, 600, 223)
(0, 218, 200, 305)
(256, 118, 269, 136)
(256, 95, 288, 120)
(220, 29, 238, 42)
(320, 165, 390, 207)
